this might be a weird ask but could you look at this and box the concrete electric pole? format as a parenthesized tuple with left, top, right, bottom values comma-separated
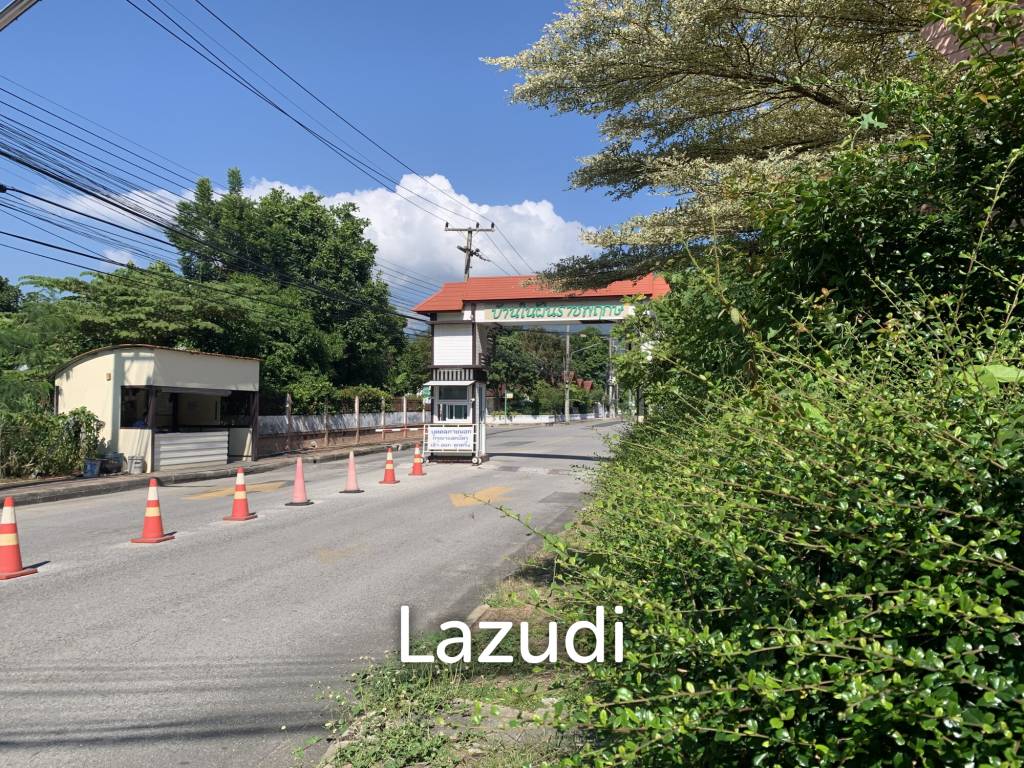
(563, 325, 572, 424)
(444, 222, 495, 281)
(0, 0, 42, 32)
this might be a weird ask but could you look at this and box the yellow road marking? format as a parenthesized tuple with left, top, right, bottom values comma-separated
(449, 486, 513, 508)
(316, 546, 360, 563)
(186, 481, 285, 500)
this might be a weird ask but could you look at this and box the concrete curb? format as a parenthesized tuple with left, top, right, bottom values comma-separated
(4, 441, 417, 507)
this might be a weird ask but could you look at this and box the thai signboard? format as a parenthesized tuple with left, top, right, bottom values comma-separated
(472, 300, 634, 323)
(426, 424, 475, 453)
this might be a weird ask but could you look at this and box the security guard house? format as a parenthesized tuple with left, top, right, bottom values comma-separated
(53, 345, 260, 473)
(413, 274, 669, 463)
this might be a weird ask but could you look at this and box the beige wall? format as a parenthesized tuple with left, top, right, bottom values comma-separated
(54, 353, 117, 449)
(228, 427, 254, 460)
(148, 349, 258, 391)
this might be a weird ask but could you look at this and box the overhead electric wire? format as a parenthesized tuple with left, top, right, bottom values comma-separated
(0, 72, 458, 309)
(1, 191, 433, 308)
(0, 228, 428, 323)
(1, 201, 428, 316)
(0, 97, 445, 293)
(123, 0, 503, 240)
(0, 73, 206, 183)
(190, 0, 538, 273)
(0, 89, 196, 193)
(0, 172, 430, 317)
(125, 0, 520, 276)
(0, 169, 431, 319)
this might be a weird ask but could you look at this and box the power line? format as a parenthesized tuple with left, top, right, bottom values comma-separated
(0, 228, 428, 323)
(0, 168, 427, 318)
(189, 0, 538, 273)
(0, 91, 445, 292)
(0, 73, 206, 182)
(0, 200, 427, 316)
(124, 0, 496, 235)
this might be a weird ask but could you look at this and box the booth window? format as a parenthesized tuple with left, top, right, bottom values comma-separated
(440, 403, 469, 421)
(436, 384, 470, 422)
(437, 386, 468, 400)
(120, 387, 150, 428)
(220, 391, 253, 427)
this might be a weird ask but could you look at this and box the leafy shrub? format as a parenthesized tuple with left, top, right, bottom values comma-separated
(336, 385, 392, 412)
(759, 3, 1024, 324)
(542, 297, 1024, 766)
(0, 406, 102, 478)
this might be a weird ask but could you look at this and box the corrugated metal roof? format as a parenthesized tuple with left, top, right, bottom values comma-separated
(413, 274, 670, 314)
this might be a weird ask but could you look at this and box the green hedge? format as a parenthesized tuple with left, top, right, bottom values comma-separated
(544, 303, 1024, 766)
(0, 407, 102, 479)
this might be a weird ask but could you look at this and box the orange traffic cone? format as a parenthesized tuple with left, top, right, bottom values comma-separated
(223, 467, 257, 521)
(0, 497, 37, 580)
(131, 479, 175, 544)
(409, 443, 426, 476)
(286, 457, 313, 506)
(379, 447, 399, 485)
(340, 450, 363, 493)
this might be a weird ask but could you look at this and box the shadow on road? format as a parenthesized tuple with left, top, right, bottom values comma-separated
(489, 452, 608, 462)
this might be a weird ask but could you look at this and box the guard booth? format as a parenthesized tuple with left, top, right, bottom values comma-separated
(53, 345, 260, 473)
(413, 274, 669, 463)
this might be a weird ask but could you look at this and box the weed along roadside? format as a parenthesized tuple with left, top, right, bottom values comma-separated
(315, 551, 593, 768)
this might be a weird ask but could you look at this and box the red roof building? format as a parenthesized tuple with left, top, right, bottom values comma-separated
(413, 274, 670, 315)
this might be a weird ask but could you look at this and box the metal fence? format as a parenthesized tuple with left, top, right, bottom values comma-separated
(256, 395, 430, 456)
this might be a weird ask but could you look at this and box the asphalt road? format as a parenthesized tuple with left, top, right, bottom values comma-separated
(0, 420, 616, 768)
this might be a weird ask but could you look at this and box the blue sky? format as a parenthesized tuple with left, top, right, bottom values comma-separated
(0, 0, 665, 300)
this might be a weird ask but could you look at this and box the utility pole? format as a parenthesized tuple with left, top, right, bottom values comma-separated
(444, 222, 495, 281)
(606, 332, 615, 418)
(0, 0, 42, 32)
(563, 325, 572, 424)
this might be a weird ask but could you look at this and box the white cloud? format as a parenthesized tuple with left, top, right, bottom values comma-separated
(248, 173, 594, 303)
(102, 248, 134, 265)
(39, 174, 595, 308)
(49, 188, 184, 232)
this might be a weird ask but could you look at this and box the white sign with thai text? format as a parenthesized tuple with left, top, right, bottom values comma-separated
(427, 424, 475, 452)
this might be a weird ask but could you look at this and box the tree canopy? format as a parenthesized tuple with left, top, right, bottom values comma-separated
(3, 170, 410, 413)
(487, 0, 935, 286)
(0, 276, 20, 313)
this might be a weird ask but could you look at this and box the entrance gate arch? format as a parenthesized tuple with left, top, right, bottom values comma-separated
(413, 274, 670, 462)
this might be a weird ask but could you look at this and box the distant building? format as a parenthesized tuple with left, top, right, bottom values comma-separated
(922, 1, 1023, 63)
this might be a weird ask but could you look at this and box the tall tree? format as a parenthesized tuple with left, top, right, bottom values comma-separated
(487, 0, 934, 286)
(0, 276, 20, 312)
(390, 335, 432, 395)
(168, 169, 406, 388)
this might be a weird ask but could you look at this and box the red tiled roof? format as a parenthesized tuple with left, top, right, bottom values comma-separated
(413, 274, 670, 314)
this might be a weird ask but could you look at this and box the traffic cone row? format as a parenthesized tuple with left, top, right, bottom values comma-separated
(2, 446, 428, 582)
